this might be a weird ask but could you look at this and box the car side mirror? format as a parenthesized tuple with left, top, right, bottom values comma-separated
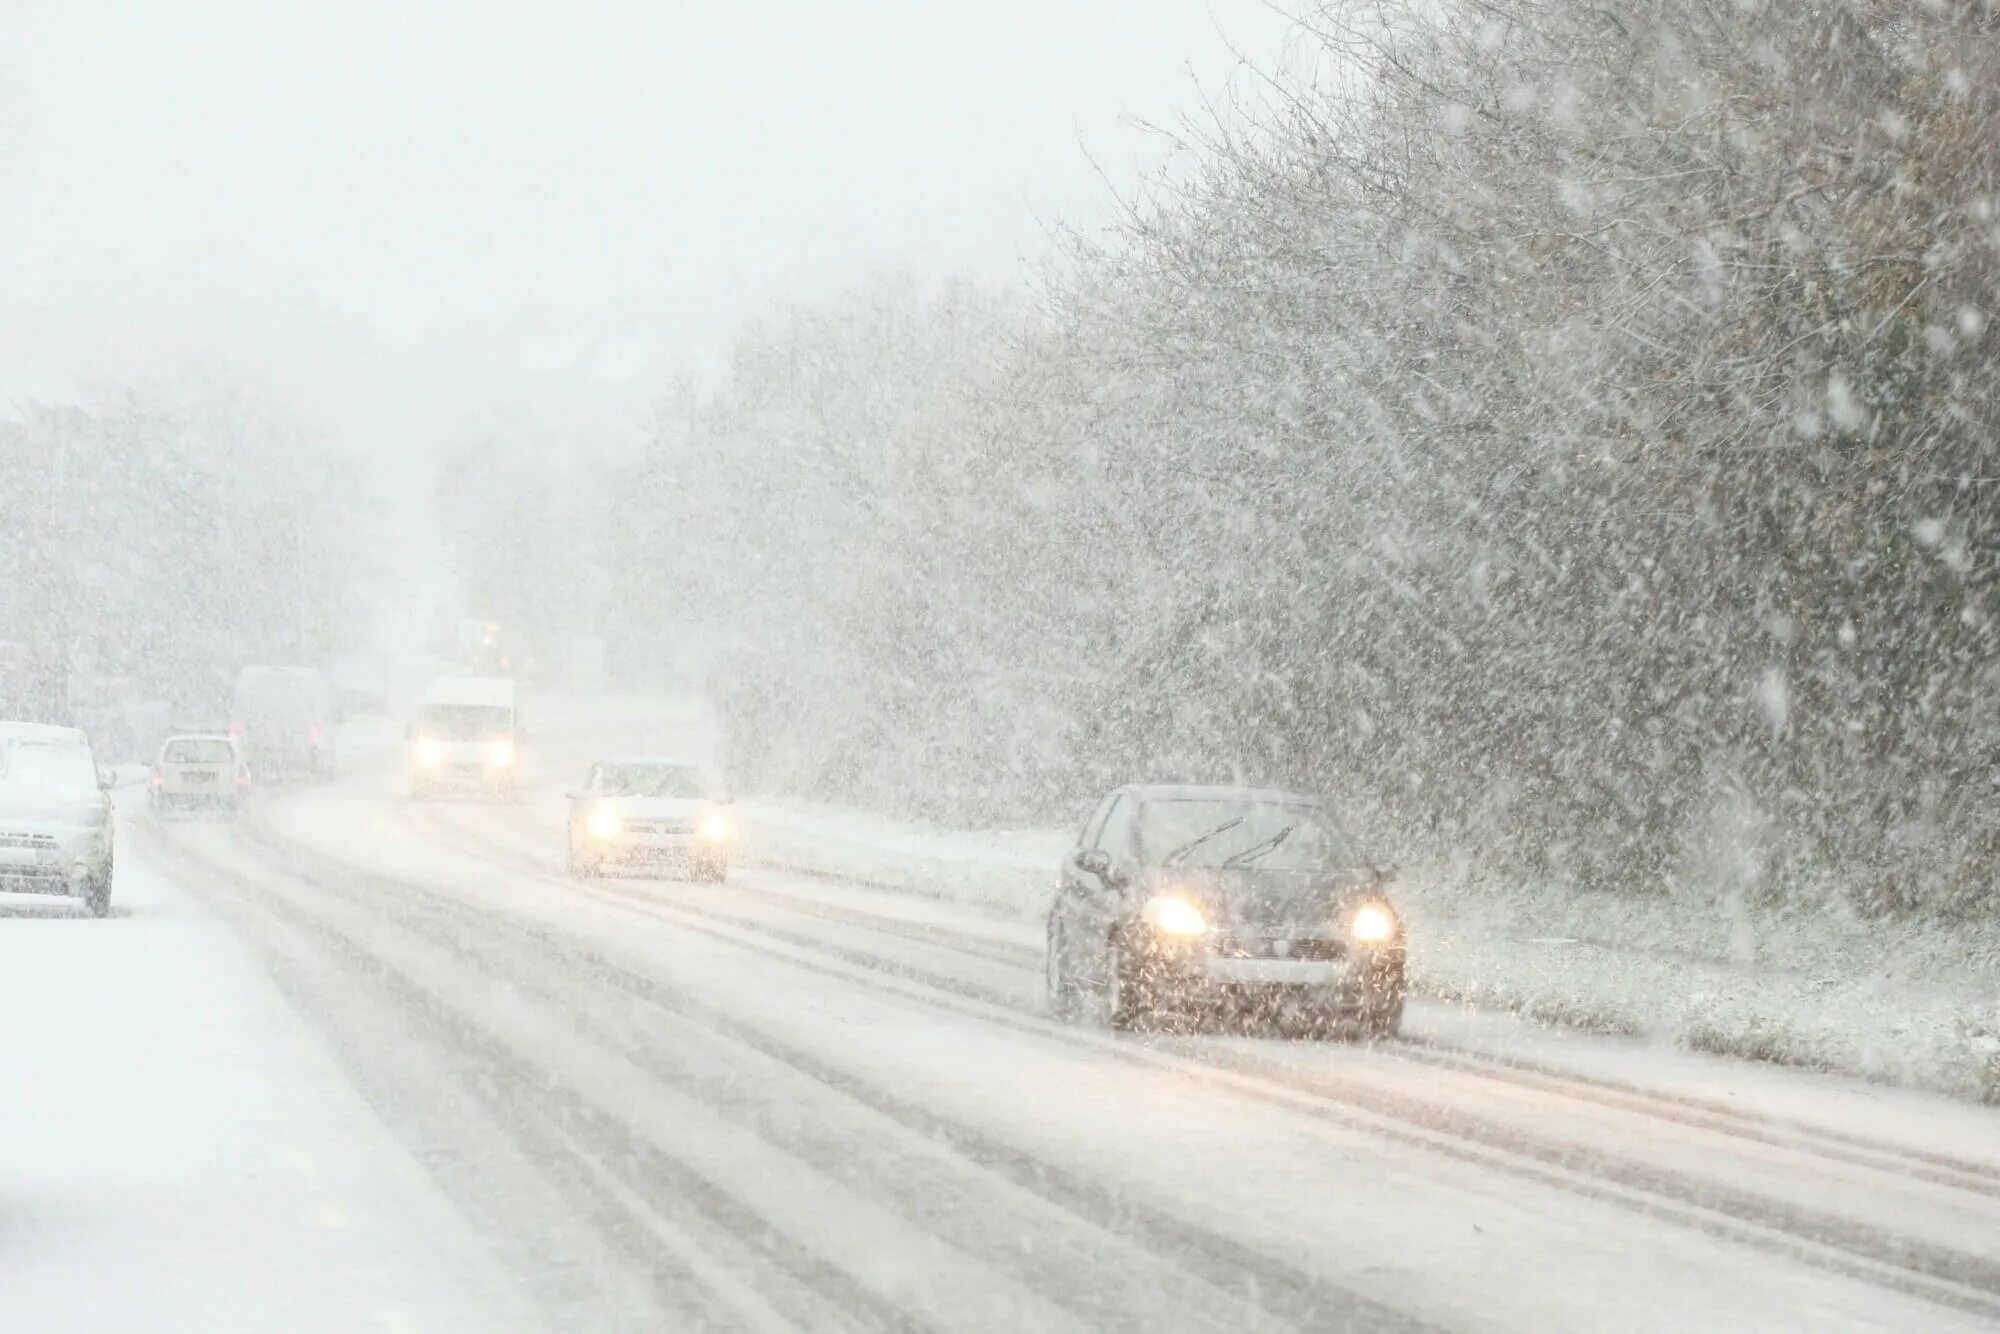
(1076, 848, 1111, 879)
(564, 789, 587, 801)
(1373, 864, 1399, 884)
(98, 769, 114, 791)
(715, 792, 736, 806)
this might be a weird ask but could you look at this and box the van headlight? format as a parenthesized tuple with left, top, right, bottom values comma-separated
(488, 738, 515, 767)
(698, 812, 731, 841)
(588, 807, 623, 840)
(415, 737, 443, 768)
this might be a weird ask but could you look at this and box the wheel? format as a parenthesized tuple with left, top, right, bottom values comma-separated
(83, 866, 112, 918)
(1362, 994, 1404, 1041)
(1046, 918, 1082, 1021)
(697, 858, 729, 883)
(1104, 935, 1152, 1032)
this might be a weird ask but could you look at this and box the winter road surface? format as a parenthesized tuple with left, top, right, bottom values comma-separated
(11, 725, 2000, 1332)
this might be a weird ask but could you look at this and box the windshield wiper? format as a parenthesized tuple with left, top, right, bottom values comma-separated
(1162, 816, 1245, 866)
(1223, 824, 1295, 867)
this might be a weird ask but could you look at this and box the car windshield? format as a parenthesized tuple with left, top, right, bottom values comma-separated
(421, 704, 512, 740)
(599, 764, 707, 799)
(164, 738, 234, 764)
(1139, 798, 1358, 872)
(0, 739, 98, 797)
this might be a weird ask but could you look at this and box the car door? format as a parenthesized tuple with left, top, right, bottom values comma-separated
(1052, 793, 1117, 959)
(1059, 792, 1133, 977)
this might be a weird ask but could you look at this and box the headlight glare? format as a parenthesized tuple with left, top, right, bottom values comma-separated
(488, 738, 515, 767)
(588, 807, 623, 840)
(1143, 894, 1208, 937)
(1351, 903, 1395, 944)
(698, 812, 731, 841)
(415, 737, 443, 768)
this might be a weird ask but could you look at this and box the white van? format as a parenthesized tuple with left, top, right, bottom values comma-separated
(409, 676, 524, 799)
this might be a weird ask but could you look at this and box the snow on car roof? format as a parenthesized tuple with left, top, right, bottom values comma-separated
(0, 721, 89, 744)
(595, 755, 703, 769)
(421, 676, 516, 706)
(1119, 783, 1324, 806)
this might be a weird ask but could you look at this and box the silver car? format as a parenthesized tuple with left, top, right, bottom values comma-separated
(0, 722, 115, 916)
(565, 757, 735, 882)
(149, 733, 246, 817)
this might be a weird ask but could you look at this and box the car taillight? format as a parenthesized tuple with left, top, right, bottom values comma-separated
(229, 721, 244, 741)
(148, 768, 163, 792)
(308, 723, 323, 744)
(236, 766, 250, 790)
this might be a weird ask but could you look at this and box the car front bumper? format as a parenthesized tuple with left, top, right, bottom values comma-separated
(1142, 939, 1404, 1015)
(587, 834, 727, 867)
(0, 834, 106, 896)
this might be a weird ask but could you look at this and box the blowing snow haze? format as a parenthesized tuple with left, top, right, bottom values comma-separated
(7, 3, 2000, 1332)
(2, 0, 1300, 433)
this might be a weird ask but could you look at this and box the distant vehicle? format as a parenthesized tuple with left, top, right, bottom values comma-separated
(409, 675, 525, 799)
(1044, 784, 1406, 1037)
(231, 666, 337, 779)
(565, 757, 733, 882)
(330, 655, 391, 716)
(0, 721, 115, 916)
(148, 733, 247, 817)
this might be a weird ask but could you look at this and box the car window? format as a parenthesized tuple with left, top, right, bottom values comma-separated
(585, 765, 604, 793)
(1096, 794, 1136, 859)
(164, 738, 235, 764)
(1137, 797, 1359, 871)
(1079, 793, 1117, 847)
(599, 764, 708, 798)
(0, 739, 98, 797)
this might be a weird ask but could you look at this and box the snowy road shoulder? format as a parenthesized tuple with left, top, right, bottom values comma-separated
(0, 805, 529, 1334)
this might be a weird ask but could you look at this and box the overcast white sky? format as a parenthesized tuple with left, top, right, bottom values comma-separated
(2, 0, 1305, 453)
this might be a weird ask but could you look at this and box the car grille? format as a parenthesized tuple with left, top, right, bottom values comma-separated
(0, 832, 59, 851)
(1212, 934, 1347, 962)
(625, 821, 690, 836)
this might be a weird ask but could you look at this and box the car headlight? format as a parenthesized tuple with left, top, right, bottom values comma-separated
(415, 737, 443, 768)
(588, 807, 623, 840)
(488, 738, 515, 767)
(1351, 903, 1396, 944)
(1143, 894, 1208, 937)
(698, 812, 731, 841)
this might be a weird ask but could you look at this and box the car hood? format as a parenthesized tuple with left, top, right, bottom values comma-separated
(1141, 865, 1382, 932)
(598, 796, 710, 820)
(0, 790, 108, 831)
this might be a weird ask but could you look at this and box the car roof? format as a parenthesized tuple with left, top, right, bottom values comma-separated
(594, 755, 704, 769)
(162, 733, 235, 746)
(422, 675, 516, 706)
(0, 720, 89, 744)
(1115, 783, 1325, 806)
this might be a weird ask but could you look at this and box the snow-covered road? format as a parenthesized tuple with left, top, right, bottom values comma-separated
(15, 724, 2000, 1332)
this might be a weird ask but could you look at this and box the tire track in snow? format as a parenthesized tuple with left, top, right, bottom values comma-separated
(400, 801, 2000, 1322)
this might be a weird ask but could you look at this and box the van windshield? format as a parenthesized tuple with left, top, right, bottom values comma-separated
(420, 704, 513, 740)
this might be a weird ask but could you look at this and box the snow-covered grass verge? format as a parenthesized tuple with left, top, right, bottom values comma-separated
(737, 800, 2000, 1105)
(1399, 869, 2000, 1106)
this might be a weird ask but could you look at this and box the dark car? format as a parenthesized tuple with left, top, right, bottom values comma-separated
(1045, 784, 1406, 1037)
